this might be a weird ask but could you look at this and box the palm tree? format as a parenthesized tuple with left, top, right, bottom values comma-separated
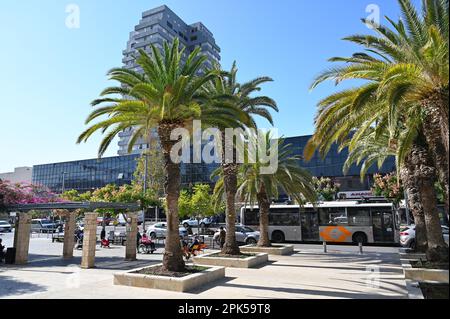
(77, 39, 247, 271)
(231, 134, 316, 247)
(307, 0, 449, 218)
(343, 127, 429, 252)
(203, 62, 278, 255)
(305, 0, 449, 262)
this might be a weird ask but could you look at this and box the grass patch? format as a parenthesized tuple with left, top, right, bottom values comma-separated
(411, 259, 449, 270)
(207, 252, 256, 259)
(419, 283, 449, 299)
(133, 265, 209, 278)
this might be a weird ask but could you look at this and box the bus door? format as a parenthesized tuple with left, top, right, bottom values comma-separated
(300, 208, 319, 241)
(372, 209, 395, 242)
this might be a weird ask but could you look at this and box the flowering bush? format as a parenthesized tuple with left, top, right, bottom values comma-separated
(312, 177, 340, 201)
(372, 173, 404, 203)
(0, 179, 64, 205)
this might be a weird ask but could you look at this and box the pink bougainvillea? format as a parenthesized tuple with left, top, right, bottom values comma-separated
(0, 180, 65, 205)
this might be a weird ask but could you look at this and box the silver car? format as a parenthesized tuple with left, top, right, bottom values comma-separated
(146, 222, 188, 239)
(400, 225, 449, 249)
(0, 220, 12, 233)
(214, 225, 260, 245)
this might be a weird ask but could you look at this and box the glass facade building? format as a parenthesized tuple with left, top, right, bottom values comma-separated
(32, 155, 140, 194)
(32, 155, 219, 194)
(283, 135, 396, 191)
(32, 134, 396, 194)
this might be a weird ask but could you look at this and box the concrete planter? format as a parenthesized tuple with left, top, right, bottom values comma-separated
(399, 253, 427, 260)
(193, 252, 268, 268)
(404, 268, 449, 283)
(240, 244, 294, 256)
(113, 263, 225, 292)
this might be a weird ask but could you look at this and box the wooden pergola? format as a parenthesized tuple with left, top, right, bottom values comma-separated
(2, 202, 141, 267)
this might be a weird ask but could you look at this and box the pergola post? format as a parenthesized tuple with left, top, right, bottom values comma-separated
(125, 212, 138, 261)
(81, 212, 98, 269)
(13, 212, 31, 265)
(63, 210, 76, 259)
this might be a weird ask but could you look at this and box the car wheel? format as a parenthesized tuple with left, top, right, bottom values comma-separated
(149, 233, 156, 240)
(409, 240, 416, 250)
(272, 231, 285, 243)
(246, 237, 257, 245)
(183, 223, 189, 228)
(352, 232, 368, 244)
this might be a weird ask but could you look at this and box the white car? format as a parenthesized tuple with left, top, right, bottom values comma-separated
(181, 217, 212, 228)
(213, 225, 260, 245)
(400, 225, 449, 249)
(0, 220, 12, 233)
(146, 222, 188, 239)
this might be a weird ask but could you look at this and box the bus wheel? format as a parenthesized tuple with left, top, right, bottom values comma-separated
(271, 231, 285, 243)
(352, 232, 367, 245)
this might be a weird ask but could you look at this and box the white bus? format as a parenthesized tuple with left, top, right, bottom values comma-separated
(240, 200, 400, 244)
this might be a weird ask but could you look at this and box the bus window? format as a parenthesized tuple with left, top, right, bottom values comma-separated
(347, 208, 371, 226)
(269, 208, 300, 226)
(243, 209, 259, 226)
(319, 208, 347, 225)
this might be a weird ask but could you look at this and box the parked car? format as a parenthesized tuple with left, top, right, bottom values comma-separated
(213, 225, 260, 245)
(181, 217, 212, 228)
(97, 217, 115, 226)
(31, 219, 59, 233)
(0, 220, 12, 233)
(400, 225, 449, 249)
(146, 222, 188, 239)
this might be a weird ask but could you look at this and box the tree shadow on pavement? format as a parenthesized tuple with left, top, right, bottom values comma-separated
(0, 275, 47, 298)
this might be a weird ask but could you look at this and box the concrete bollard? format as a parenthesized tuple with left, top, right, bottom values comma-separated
(359, 242, 363, 255)
(323, 241, 327, 253)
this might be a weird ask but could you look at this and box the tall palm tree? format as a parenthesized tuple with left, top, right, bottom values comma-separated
(214, 133, 316, 247)
(343, 127, 429, 252)
(305, 0, 449, 262)
(203, 62, 278, 255)
(307, 0, 449, 218)
(77, 39, 247, 271)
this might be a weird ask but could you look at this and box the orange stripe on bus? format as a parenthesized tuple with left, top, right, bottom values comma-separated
(320, 226, 352, 242)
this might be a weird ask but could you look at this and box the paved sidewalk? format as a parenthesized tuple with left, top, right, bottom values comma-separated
(0, 241, 407, 299)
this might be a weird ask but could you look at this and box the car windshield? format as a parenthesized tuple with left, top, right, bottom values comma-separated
(240, 226, 255, 233)
(0, 221, 9, 225)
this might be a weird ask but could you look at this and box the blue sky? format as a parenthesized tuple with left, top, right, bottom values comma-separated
(0, 0, 418, 172)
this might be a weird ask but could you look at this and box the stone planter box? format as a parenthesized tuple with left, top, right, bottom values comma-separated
(113, 263, 225, 292)
(404, 268, 449, 283)
(240, 244, 294, 256)
(193, 252, 268, 268)
(399, 253, 427, 260)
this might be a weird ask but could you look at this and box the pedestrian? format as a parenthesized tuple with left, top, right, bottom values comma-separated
(136, 231, 142, 253)
(219, 226, 226, 249)
(100, 227, 106, 240)
(0, 238, 5, 263)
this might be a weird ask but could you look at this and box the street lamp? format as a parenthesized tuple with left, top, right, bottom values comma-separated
(61, 172, 68, 194)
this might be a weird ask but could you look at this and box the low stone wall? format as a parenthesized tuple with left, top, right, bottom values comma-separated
(113, 264, 225, 292)
(193, 252, 268, 268)
(240, 244, 294, 256)
(404, 268, 449, 283)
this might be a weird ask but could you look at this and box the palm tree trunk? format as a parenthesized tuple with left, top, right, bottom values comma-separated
(256, 184, 271, 247)
(411, 136, 449, 263)
(400, 159, 427, 253)
(422, 89, 449, 219)
(158, 123, 185, 272)
(221, 131, 240, 255)
(221, 163, 241, 255)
